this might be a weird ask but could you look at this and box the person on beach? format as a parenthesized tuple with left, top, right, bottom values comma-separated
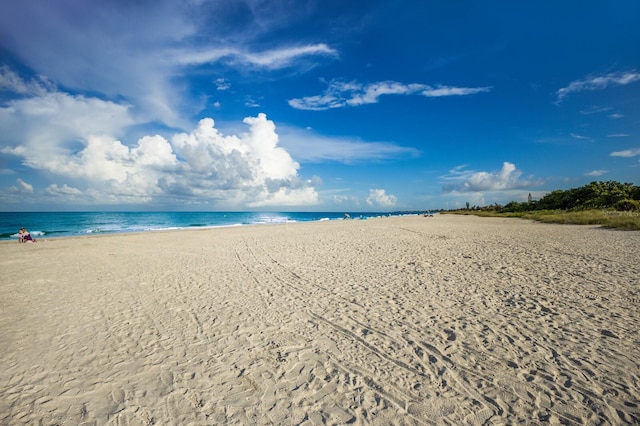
(18, 228, 36, 243)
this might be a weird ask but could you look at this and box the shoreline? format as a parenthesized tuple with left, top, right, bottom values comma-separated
(1, 214, 638, 424)
(0, 212, 406, 243)
(0, 214, 396, 244)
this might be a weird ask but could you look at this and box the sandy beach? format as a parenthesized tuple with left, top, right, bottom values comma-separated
(1, 214, 638, 425)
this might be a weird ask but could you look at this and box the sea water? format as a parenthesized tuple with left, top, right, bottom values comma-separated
(0, 211, 406, 241)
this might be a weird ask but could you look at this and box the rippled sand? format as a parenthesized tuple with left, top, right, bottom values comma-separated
(1, 214, 638, 425)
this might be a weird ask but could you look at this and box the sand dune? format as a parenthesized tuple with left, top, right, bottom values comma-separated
(1, 214, 638, 425)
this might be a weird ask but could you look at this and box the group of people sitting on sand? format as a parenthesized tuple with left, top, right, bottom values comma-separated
(18, 228, 36, 243)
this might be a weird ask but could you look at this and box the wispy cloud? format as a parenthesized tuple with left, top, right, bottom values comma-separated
(585, 170, 608, 177)
(579, 105, 611, 115)
(215, 78, 231, 91)
(173, 44, 337, 69)
(289, 80, 491, 110)
(0, 66, 55, 96)
(0, 3, 338, 129)
(242, 44, 338, 69)
(556, 71, 640, 102)
(608, 134, 630, 138)
(610, 148, 640, 157)
(277, 126, 419, 163)
(570, 133, 591, 141)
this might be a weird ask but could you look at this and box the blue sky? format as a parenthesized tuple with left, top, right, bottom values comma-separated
(1, 1, 639, 212)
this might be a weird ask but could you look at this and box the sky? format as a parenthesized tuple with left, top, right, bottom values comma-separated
(1, 1, 639, 212)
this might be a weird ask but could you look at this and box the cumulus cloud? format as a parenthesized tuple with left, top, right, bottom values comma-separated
(441, 162, 540, 193)
(0, 65, 336, 209)
(556, 71, 640, 102)
(366, 189, 397, 208)
(610, 148, 640, 157)
(289, 80, 491, 111)
(172, 114, 316, 208)
(2, 107, 319, 208)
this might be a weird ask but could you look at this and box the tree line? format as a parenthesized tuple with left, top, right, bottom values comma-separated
(497, 181, 640, 213)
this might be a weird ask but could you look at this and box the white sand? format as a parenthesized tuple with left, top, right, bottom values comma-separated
(1, 214, 639, 425)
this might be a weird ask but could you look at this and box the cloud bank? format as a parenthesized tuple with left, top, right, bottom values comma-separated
(1, 101, 319, 208)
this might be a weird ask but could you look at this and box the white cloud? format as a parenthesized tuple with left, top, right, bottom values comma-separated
(45, 184, 82, 196)
(610, 148, 640, 157)
(1, 178, 34, 205)
(570, 133, 591, 140)
(245, 97, 261, 108)
(609, 113, 624, 119)
(0, 66, 54, 96)
(0, 3, 337, 129)
(241, 44, 337, 69)
(608, 134, 630, 137)
(556, 71, 640, 102)
(579, 106, 611, 115)
(2, 107, 319, 208)
(169, 113, 318, 208)
(585, 170, 608, 177)
(421, 86, 492, 97)
(289, 80, 491, 111)
(215, 78, 231, 91)
(366, 189, 397, 208)
(14, 178, 33, 193)
(441, 162, 540, 192)
(0, 91, 134, 171)
(173, 44, 337, 69)
(0, 2, 196, 127)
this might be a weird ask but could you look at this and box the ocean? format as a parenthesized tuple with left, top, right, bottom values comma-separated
(0, 211, 408, 241)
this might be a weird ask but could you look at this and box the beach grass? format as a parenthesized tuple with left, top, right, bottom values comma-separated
(444, 209, 640, 230)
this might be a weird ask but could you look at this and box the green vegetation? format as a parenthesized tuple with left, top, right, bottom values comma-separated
(445, 181, 640, 230)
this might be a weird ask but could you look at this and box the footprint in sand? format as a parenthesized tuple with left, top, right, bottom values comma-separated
(111, 387, 125, 405)
(407, 398, 456, 420)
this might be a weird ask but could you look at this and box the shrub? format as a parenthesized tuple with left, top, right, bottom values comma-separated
(614, 199, 640, 212)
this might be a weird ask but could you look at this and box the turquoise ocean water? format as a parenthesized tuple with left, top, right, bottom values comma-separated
(0, 211, 410, 241)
